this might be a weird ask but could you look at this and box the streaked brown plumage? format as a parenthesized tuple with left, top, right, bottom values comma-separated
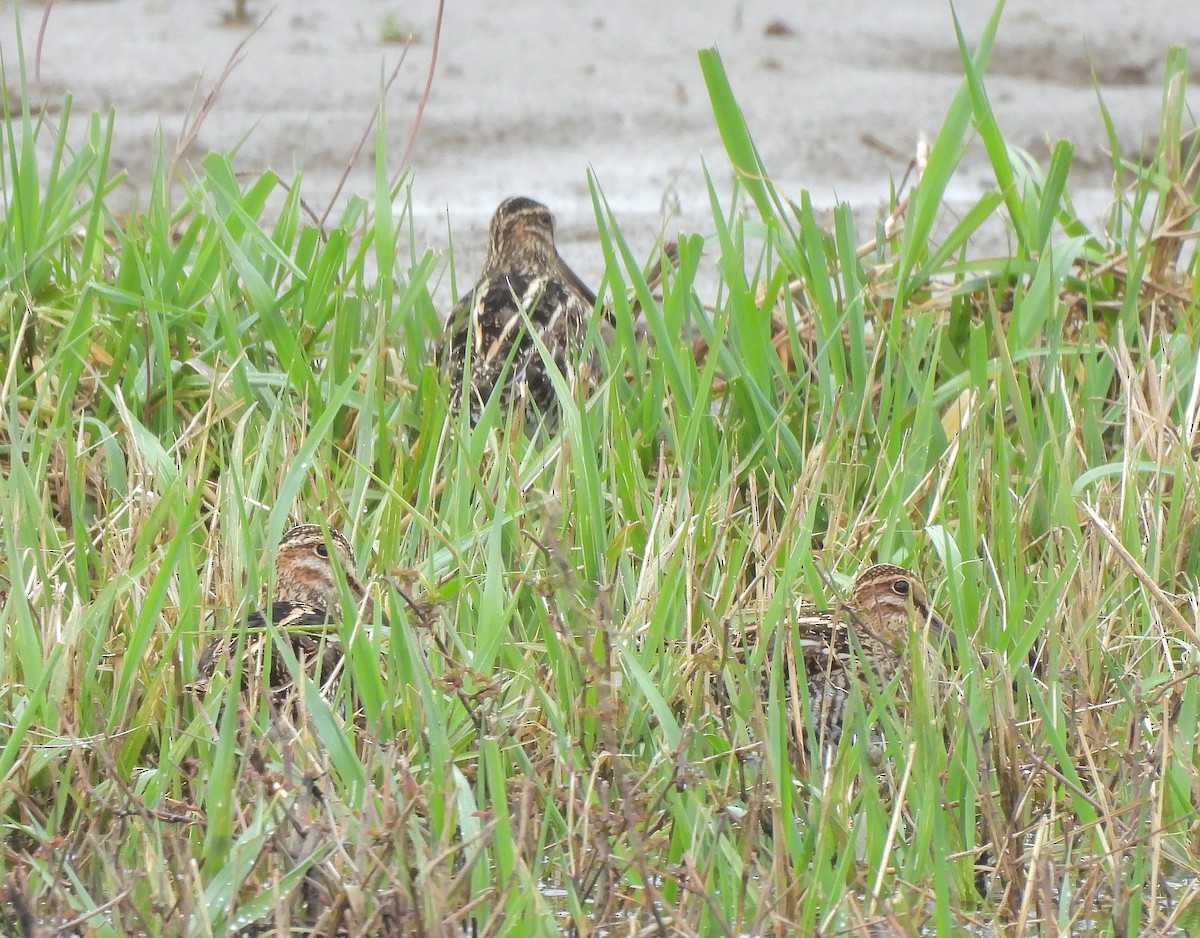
(436, 196, 599, 429)
(195, 524, 385, 693)
(781, 564, 947, 768)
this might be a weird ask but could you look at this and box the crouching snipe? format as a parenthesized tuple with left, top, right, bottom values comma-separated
(784, 564, 948, 769)
(195, 524, 385, 696)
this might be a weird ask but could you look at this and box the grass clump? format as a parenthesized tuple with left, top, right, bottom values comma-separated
(3, 5, 1200, 937)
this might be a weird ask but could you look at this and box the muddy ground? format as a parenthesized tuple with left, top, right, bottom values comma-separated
(3, 0, 1197, 293)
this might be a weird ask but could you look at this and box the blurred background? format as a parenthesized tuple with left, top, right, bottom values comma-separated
(4, 0, 1197, 289)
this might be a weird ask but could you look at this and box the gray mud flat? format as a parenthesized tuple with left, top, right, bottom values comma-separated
(5, 0, 1196, 293)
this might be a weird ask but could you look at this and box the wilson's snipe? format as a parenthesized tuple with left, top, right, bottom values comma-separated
(195, 524, 385, 693)
(783, 563, 947, 767)
(437, 196, 599, 429)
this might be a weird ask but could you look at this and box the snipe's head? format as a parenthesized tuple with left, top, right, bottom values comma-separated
(274, 523, 366, 616)
(846, 563, 946, 645)
(486, 196, 557, 270)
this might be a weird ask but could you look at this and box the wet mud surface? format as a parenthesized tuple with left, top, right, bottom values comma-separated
(5, 0, 1197, 290)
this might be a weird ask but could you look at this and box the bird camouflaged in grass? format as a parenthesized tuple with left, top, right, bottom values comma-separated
(781, 563, 948, 771)
(437, 196, 601, 430)
(194, 524, 387, 696)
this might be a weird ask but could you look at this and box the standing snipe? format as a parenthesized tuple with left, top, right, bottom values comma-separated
(195, 524, 385, 693)
(436, 196, 599, 429)
(783, 563, 947, 767)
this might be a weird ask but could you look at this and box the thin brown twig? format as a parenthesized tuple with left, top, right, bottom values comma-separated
(173, 8, 274, 178)
(268, 175, 326, 230)
(86, 789, 198, 826)
(390, 0, 446, 190)
(50, 889, 134, 937)
(318, 48, 414, 230)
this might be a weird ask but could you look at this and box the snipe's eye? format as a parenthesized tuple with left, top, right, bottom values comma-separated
(315, 544, 329, 559)
(537, 211, 553, 228)
(892, 578, 910, 596)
